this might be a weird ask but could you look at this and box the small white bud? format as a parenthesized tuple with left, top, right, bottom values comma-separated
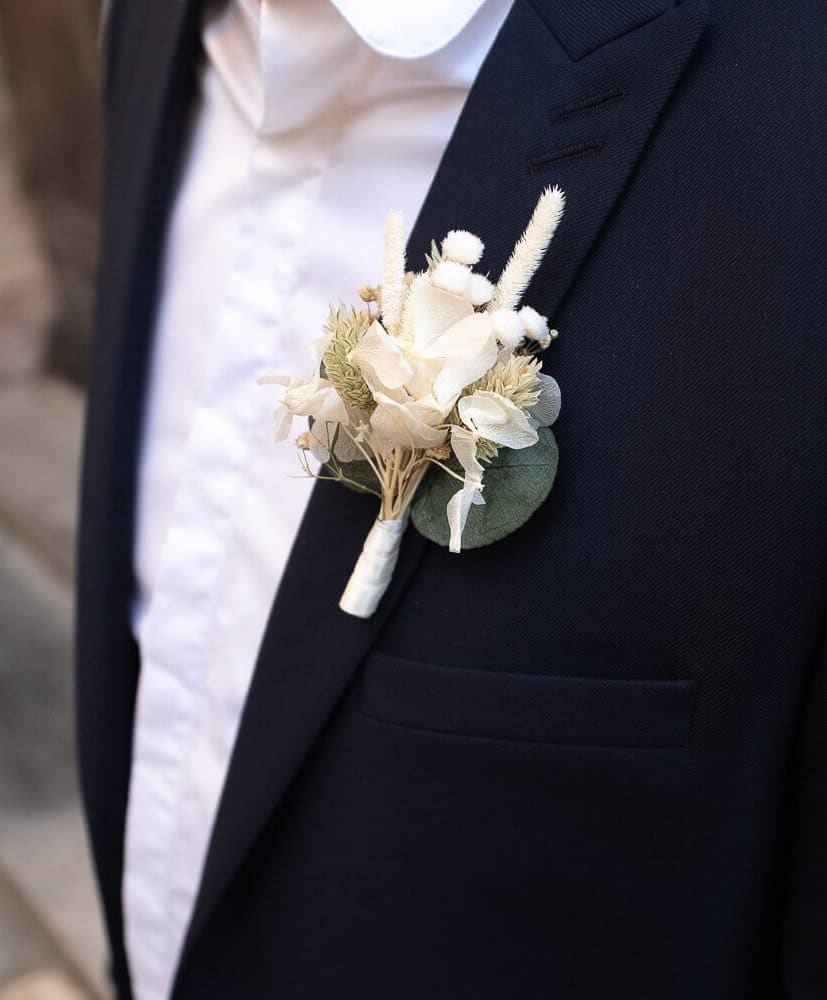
(519, 305, 549, 341)
(441, 229, 484, 266)
(432, 260, 472, 297)
(468, 273, 494, 306)
(491, 308, 524, 350)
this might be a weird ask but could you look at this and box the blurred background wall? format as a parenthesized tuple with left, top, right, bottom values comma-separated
(0, 0, 101, 383)
(0, 3, 109, 997)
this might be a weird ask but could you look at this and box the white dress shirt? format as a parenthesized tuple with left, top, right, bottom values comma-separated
(124, 0, 511, 996)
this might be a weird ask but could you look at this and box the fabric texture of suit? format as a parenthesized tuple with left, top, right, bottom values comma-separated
(77, 0, 826, 996)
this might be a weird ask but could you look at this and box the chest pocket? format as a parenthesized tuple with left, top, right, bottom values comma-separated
(360, 651, 697, 748)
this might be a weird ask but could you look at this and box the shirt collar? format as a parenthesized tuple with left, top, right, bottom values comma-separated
(328, 0, 488, 59)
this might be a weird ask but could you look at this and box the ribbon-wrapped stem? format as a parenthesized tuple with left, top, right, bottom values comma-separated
(339, 515, 409, 618)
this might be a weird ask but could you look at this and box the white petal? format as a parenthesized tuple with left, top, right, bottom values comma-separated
(332, 424, 362, 463)
(308, 423, 331, 463)
(369, 393, 447, 453)
(349, 319, 413, 391)
(458, 390, 539, 450)
(450, 425, 483, 486)
(401, 358, 441, 402)
(283, 377, 349, 425)
(309, 331, 333, 369)
(447, 485, 485, 554)
(422, 313, 499, 410)
(421, 311, 495, 362)
(441, 230, 484, 266)
(530, 373, 561, 426)
(272, 405, 293, 441)
(407, 283, 474, 349)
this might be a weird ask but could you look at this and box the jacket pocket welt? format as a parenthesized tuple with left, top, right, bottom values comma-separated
(360, 652, 697, 749)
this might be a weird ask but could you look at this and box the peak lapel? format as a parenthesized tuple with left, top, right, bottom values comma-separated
(178, 0, 708, 975)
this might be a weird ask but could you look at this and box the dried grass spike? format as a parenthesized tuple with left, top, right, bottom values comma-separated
(380, 211, 406, 336)
(489, 186, 565, 312)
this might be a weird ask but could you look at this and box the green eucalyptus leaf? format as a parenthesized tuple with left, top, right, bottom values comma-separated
(411, 427, 558, 549)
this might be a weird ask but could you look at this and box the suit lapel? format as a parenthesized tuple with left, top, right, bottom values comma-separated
(76, 0, 201, 978)
(178, 0, 708, 974)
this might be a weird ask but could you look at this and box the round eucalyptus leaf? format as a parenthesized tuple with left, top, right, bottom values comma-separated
(411, 427, 558, 549)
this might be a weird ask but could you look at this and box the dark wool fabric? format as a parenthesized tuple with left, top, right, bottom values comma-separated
(77, 0, 826, 996)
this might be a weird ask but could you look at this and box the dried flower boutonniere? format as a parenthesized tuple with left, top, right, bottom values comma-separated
(259, 187, 564, 618)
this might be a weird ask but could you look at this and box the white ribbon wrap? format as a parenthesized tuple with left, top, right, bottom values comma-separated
(339, 516, 409, 619)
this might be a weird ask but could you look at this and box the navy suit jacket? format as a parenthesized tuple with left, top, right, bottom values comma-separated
(77, 0, 826, 996)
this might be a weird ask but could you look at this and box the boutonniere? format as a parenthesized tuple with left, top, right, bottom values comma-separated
(260, 187, 564, 618)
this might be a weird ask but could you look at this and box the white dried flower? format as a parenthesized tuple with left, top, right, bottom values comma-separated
(441, 229, 484, 266)
(432, 260, 472, 297)
(262, 191, 565, 619)
(458, 390, 539, 450)
(519, 305, 548, 341)
(490, 308, 523, 350)
(468, 273, 494, 306)
(257, 373, 349, 443)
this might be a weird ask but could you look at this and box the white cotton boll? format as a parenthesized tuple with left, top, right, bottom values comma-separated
(432, 260, 472, 298)
(491, 308, 524, 350)
(519, 305, 549, 341)
(468, 273, 494, 307)
(441, 230, 484, 266)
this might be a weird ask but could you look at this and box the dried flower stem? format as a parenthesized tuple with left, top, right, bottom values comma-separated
(337, 428, 431, 521)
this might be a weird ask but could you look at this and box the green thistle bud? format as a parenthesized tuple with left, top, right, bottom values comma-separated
(322, 306, 376, 412)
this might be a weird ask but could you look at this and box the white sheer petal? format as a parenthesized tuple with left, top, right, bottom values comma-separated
(450, 425, 483, 486)
(308, 423, 331, 463)
(447, 485, 485, 553)
(282, 378, 349, 426)
(423, 313, 499, 409)
(309, 331, 333, 369)
(272, 405, 293, 441)
(458, 390, 539, 449)
(407, 283, 474, 349)
(530, 373, 561, 426)
(332, 424, 363, 463)
(349, 319, 413, 391)
(369, 393, 447, 453)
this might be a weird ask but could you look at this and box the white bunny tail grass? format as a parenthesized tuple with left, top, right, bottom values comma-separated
(488, 186, 565, 312)
(380, 210, 406, 336)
